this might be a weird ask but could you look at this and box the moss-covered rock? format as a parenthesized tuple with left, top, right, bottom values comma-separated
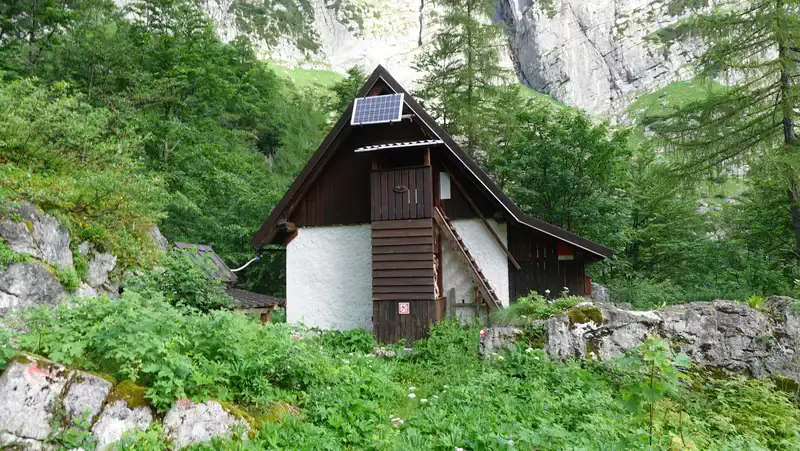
(567, 306, 604, 325)
(107, 380, 150, 409)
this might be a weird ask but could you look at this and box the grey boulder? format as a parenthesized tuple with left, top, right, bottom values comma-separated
(0, 355, 71, 441)
(0, 201, 73, 269)
(0, 262, 65, 314)
(91, 400, 154, 451)
(163, 400, 249, 448)
(544, 298, 800, 382)
(64, 373, 113, 425)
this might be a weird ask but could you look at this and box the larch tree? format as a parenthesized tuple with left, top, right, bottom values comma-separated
(412, 0, 508, 157)
(650, 0, 800, 254)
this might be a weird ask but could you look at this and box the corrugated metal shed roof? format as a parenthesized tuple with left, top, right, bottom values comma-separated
(226, 288, 285, 309)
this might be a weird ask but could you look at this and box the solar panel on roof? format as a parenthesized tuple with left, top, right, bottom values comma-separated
(351, 93, 404, 125)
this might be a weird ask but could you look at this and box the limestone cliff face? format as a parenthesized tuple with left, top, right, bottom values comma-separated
(129, 0, 700, 115)
(497, 0, 700, 116)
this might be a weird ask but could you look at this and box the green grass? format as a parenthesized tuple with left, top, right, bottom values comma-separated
(519, 84, 564, 107)
(270, 64, 343, 90)
(627, 78, 725, 145)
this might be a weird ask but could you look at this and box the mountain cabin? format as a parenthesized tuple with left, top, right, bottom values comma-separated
(252, 65, 612, 344)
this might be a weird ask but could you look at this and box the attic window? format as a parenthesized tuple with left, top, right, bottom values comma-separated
(440, 172, 451, 200)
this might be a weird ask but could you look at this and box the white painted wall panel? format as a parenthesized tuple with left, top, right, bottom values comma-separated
(442, 219, 509, 322)
(286, 224, 372, 331)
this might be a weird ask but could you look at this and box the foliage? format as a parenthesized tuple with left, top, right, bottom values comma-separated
(412, 0, 508, 156)
(618, 336, 691, 446)
(0, 80, 166, 267)
(4, 297, 800, 449)
(55, 266, 81, 293)
(0, 240, 29, 270)
(489, 99, 630, 240)
(650, 0, 800, 254)
(492, 292, 585, 325)
(124, 248, 233, 311)
(326, 66, 367, 114)
(607, 278, 686, 310)
(316, 328, 375, 354)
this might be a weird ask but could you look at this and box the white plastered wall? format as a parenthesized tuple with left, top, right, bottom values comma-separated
(442, 219, 509, 322)
(286, 224, 372, 331)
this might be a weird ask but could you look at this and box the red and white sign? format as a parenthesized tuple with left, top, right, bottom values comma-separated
(398, 302, 410, 315)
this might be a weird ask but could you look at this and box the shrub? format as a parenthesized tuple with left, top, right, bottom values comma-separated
(0, 240, 28, 270)
(124, 249, 233, 312)
(55, 266, 80, 292)
(607, 278, 685, 310)
(315, 329, 375, 354)
(493, 292, 585, 325)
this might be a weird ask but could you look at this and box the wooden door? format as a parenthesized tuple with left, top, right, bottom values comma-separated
(370, 166, 433, 221)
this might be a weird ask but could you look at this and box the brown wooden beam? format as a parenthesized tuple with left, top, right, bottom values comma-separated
(444, 165, 522, 271)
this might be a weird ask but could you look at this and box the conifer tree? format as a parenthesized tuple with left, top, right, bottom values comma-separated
(651, 0, 800, 253)
(412, 0, 507, 156)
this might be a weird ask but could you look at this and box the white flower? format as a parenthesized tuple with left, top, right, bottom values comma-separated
(525, 347, 533, 353)
(456, 448, 465, 451)
(508, 439, 514, 446)
(498, 355, 505, 360)
(433, 395, 439, 399)
(408, 393, 416, 399)
(443, 385, 449, 389)
(348, 352, 354, 356)
(545, 289, 551, 294)
(409, 386, 416, 391)
(326, 386, 331, 390)
(534, 356, 540, 361)
(421, 398, 428, 403)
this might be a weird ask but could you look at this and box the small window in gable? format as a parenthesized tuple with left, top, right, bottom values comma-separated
(440, 172, 451, 200)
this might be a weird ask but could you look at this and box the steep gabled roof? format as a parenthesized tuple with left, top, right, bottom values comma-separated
(253, 65, 613, 260)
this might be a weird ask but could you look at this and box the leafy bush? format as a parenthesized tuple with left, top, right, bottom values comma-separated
(55, 266, 80, 293)
(124, 249, 233, 312)
(0, 240, 28, 270)
(315, 329, 375, 354)
(607, 278, 686, 310)
(493, 292, 585, 325)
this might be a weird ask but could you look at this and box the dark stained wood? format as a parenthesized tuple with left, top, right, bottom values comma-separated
(371, 167, 431, 221)
(371, 218, 432, 229)
(372, 228, 432, 238)
(373, 298, 442, 343)
(373, 260, 433, 270)
(423, 167, 433, 217)
(373, 253, 434, 262)
(373, 269, 432, 278)
(373, 277, 432, 286)
(507, 223, 588, 301)
(373, 285, 435, 294)
(372, 244, 433, 254)
(372, 236, 432, 246)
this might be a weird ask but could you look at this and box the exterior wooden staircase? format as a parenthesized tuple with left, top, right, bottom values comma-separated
(433, 207, 502, 311)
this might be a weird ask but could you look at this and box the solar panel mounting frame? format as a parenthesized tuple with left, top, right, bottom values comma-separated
(351, 93, 405, 126)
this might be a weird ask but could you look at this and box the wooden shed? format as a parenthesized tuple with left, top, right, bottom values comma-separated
(253, 66, 612, 343)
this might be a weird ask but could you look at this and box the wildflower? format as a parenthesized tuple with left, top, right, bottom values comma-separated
(508, 439, 514, 446)
(326, 386, 331, 390)
(421, 398, 428, 403)
(525, 347, 533, 353)
(544, 289, 550, 295)
(456, 448, 465, 451)
(498, 355, 505, 360)
(433, 395, 439, 399)
(391, 417, 404, 429)
(534, 356, 540, 361)
(409, 386, 416, 391)
(348, 352, 354, 356)
(480, 329, 486, 337)
(408, 393, 416, 399)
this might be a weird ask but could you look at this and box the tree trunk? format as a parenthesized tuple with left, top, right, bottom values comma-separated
(777, 0, 800, 255)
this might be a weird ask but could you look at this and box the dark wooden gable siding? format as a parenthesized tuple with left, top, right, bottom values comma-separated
(431, 153, 502, 221)
(507, 223, 587, 301)
(289, 120, 429, 227)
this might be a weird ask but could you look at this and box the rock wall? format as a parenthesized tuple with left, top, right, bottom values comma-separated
(497, 0, 700, 116)
(0, 354, 249, 450)
(0, 201, 124, 313)
(161, 0, 700, 116)
(482, 297, 800, 383)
